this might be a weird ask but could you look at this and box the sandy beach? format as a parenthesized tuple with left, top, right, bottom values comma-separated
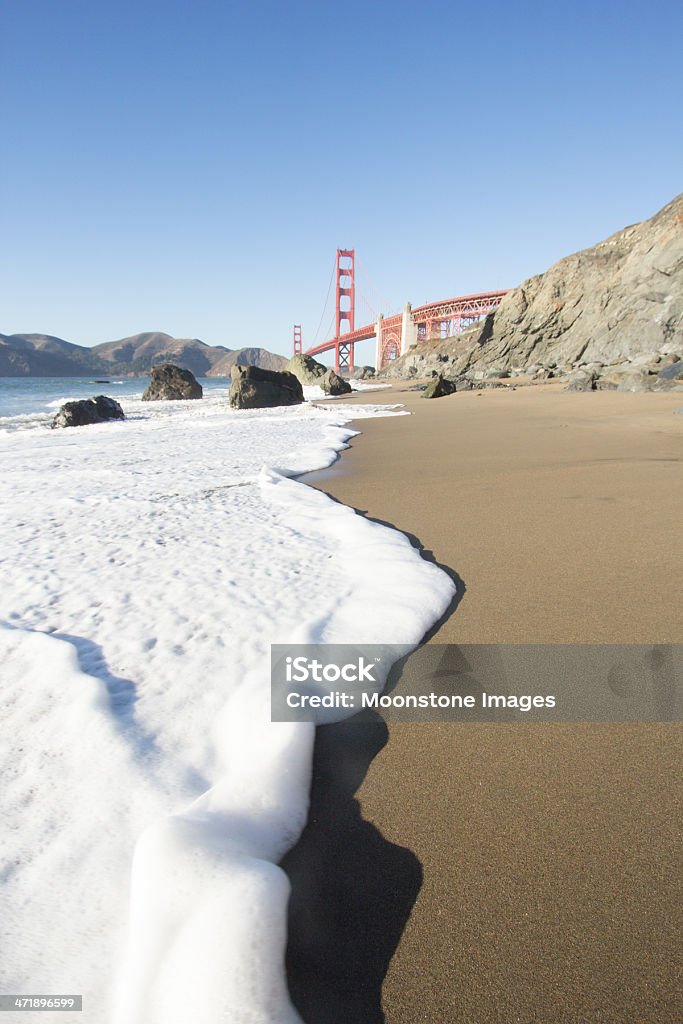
(285, 383, 683, 1023)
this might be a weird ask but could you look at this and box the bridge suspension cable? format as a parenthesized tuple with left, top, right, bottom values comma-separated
(312, 258, 336, 347)
(299, 246, 508, 376)
(355, 256, 395, 316)
(321, 310, 335, 347)
(355, 286, 378, 323)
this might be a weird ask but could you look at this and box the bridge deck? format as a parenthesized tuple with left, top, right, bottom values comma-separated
(304, 289, 507, 360)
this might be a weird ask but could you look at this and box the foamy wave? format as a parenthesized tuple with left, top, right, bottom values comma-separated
(0, 397, 453, 1024)
(0, 411, 53, 432)
(46, 396, 77, 408)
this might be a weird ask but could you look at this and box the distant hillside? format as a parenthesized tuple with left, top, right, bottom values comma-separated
(92, 333, 231, 376)
(209, 347, 287, 375)
(0, 333, 105, 376)
(0, 331, 287, 377)
(383, 192, 683, 379)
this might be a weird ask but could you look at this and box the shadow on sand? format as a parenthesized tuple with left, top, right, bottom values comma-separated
(282, 714, 422, 1024)
(283, 468, 465, 1022)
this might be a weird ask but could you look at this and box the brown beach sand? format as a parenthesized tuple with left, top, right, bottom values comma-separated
(284, 383, 683, 1024)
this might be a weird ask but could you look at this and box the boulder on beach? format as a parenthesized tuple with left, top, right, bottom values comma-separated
(51, 395, 125, 429)
(228, 364, 304, 409)
(353, 365, 375, 380)
(286, 353, 327, 385)
(142, 362, 203, 401)
(423, 375, 457, 399)
(320, 369, 352, 395)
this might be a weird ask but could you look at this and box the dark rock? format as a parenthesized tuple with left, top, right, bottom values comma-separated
(423, 375, 457, 399)
(228, 364, 304, 409)
(51, 395, 125, 428)
(320, 369, 352, 395)
(286, 353, 327, 385)
(92, 395, 125, 420)
(142, 363, 203, 401)
(658, 359, 683, 381)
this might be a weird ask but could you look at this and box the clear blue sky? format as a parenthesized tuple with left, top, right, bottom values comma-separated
(1, 0, 681, 360)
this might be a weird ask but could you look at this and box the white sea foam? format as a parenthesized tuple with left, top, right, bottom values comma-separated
(0, 392, 455, 1023)
(46, 396, 76, 408)
(302, 378, 390, 401)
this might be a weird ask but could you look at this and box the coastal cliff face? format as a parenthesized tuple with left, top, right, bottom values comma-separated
(0, 331, 287, 377)
(384, 192, 683, 380)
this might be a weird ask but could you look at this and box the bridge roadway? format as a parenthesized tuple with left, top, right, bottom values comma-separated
(304, 290, 509, 371)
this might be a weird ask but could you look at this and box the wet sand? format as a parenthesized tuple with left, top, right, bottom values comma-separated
(285, 383, 683, 1024)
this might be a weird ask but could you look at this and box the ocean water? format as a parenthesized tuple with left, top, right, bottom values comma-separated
(0, 390, 455, 1023)
(0, 375, 231, 424)
(0, 376, 388, 428)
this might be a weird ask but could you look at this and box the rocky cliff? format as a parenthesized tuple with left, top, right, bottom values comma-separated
(383, 193, 682, 381)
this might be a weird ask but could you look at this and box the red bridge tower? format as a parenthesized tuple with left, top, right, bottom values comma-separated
(335, 248, 355, 374)
(293, 324, 302, 356)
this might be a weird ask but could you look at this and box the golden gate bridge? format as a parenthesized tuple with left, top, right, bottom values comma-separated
(294, 249, 508, 373)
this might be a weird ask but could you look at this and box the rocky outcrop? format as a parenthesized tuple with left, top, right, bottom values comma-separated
(285, 356, 352, 394)
(382, 193, 683, 385)
(423, 375, 457, 399)
(353, 366, 375, 379)
(228, 365, 304, 409)
(468, 193, 683, 374)
(320, 369, 352, 395)
(51, 395, 125, 428)
(561, 360, 683, 393)
(379, 339, 473, 381)
(286, 354, 328, 385)
(142, 363, 203, 401)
